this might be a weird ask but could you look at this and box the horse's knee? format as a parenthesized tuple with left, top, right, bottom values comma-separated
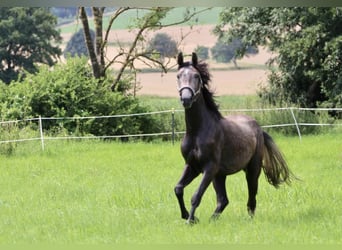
(174, 185, 183, 197)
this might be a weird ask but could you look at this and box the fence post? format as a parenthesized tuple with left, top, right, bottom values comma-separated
(38, 116, 45, 151)
(290, 108, 302, 142)
(171, 108, 175, 145)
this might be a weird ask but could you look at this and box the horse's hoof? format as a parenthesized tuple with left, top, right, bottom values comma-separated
(247, 207, 255, 218)
(210, 213, 221, 222)
(186, 216, 199, 225)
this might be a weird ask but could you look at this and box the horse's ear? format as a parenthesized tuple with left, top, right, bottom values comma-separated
(177, 52, 184, 66)
(191, 52, 198, 66)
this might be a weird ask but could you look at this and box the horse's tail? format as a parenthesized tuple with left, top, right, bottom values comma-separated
(262, 131, 294, 188)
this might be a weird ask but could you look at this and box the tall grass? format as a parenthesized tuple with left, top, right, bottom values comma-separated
(139, 95, 340, 136)
(0, 132, 341, 243)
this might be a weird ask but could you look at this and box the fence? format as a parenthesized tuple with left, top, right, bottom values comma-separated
(1, 107, 341, 151)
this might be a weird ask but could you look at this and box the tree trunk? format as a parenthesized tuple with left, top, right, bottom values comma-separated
(79, 7, 103, 79)
(232, 58, 239, 69)
(92, 7, 105, 75)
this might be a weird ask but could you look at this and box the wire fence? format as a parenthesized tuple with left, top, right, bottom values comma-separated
(1, 107, 341, 151)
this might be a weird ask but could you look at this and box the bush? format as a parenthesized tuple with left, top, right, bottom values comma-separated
(0, 123, 18, 156)
(0, 57, 162, 140)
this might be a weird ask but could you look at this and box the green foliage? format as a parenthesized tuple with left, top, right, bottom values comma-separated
(215, 7, 342, 108)
(194, 45, 209, 60)
(0, 57, 161, 139)
(64, 28, 95, 58)
(211, 38, 258, 67)
(211, 40, 235, 63)
(0, 123, 18, 156)
(0, 7, 62, 84)
(320, 36, 342, 110)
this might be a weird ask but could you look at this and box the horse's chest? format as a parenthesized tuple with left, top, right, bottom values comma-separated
(181, 138, 216, 169)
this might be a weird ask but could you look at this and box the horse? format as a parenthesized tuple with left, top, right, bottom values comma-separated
(174, 52, 295, 224)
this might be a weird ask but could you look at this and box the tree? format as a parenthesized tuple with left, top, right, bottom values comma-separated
(211, 38, 258, 68)
(0, 7, 62, 84)
(78, 7, 211, 91)
(64, 28, 95, 58)
(146, 33, 178, 61)
(214, 7, 342, 108)
(194, 45, 209, 60)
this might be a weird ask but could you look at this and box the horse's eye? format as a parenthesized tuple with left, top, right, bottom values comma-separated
(194, 74, 199, 79)
(177, 74, 180, 79)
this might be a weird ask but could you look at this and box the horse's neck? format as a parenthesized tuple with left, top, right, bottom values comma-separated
(184, 95, 213, 134)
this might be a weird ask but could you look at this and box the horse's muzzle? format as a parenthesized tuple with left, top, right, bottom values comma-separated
(179, 87, 194, 109)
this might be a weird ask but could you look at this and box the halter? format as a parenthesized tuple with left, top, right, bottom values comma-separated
(177, 65, 203, 100)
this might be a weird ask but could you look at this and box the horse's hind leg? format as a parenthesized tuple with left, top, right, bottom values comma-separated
(211, 174, 228, 220)
(174, 164, 199, 220)
(245, 157, 262, 217)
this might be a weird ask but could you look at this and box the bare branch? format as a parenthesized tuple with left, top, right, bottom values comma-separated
(81, 7, 213, 91)
(102, 7, 131, 51)
(160, 7, 212, 28)
(111, 15, 151, 91)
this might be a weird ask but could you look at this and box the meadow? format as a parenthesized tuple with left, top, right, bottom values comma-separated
(0, 131, 341, 244)
(1, 6, 340, 247)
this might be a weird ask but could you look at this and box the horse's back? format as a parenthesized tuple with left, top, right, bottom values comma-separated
(221, 114, 261, 139)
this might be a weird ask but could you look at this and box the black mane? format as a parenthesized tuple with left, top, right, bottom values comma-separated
(179, 60, 223, 120)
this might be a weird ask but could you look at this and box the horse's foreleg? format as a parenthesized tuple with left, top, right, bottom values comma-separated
(174, 164, 199, 220)
(187, 164, 217, 224)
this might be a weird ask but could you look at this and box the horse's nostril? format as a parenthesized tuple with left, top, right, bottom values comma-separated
(181, 97, 192, 108)
(180, 88, 193, 108)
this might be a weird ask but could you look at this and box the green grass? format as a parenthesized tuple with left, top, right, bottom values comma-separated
(0, 132, 341, 244)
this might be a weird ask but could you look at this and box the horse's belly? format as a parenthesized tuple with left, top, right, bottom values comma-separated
(220, 151, 254, 175)
(219, 165, 243, 175)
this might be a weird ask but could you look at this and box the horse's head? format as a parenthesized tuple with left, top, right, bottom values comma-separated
(177, 52, 203, 109)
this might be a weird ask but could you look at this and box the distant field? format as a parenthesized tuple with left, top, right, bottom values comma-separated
(58, 7, 223, 34)
(0, 132, 341, 243)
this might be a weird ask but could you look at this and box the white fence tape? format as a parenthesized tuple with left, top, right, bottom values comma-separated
(1, 107, 341, 150)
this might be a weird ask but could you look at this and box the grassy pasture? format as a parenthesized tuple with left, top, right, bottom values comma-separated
(0, 132, 341, 244)
(58, 7, 222, 34)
